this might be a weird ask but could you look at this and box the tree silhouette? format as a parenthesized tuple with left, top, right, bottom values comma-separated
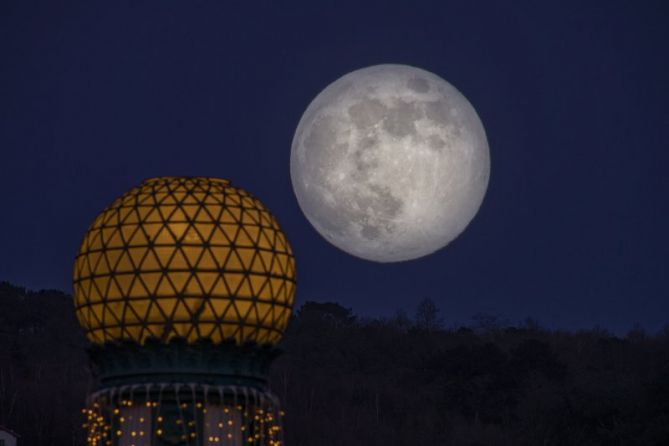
(2, 282, 669, 446)
(414, 297, 443, 331)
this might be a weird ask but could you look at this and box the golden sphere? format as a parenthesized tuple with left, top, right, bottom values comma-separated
(72, 177, 296, 345)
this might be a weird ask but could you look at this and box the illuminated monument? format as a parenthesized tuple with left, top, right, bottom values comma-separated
(73, 177, 296, 446)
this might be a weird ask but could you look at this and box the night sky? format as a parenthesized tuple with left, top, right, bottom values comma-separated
(1, 1, 667, 334)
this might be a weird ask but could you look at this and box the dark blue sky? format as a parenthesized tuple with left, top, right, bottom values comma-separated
(1, 1, 667, 334)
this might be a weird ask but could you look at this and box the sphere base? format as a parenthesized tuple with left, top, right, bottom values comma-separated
(89, 338, 280, 390)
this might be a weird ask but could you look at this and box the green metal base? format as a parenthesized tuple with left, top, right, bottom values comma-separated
(88, 337, 280, 389)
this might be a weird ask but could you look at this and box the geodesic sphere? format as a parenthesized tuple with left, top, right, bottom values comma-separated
(72, 177, 296, 345)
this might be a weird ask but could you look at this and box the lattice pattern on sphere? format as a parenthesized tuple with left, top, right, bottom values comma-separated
(72, 177, 296, 346)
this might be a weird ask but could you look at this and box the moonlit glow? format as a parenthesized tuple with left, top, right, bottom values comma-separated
(291, 64, 490, 262)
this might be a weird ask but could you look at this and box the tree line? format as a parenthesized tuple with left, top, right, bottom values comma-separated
(1, 282, 669, 445)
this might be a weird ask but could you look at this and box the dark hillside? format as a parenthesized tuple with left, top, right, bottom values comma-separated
(274, 302, 669, 446)
(0, 282, 91, 445)
(1, 284, 669, 445)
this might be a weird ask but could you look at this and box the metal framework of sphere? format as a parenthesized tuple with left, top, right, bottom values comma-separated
(73, 177, 296, 446)
(73, 176, 296, 345)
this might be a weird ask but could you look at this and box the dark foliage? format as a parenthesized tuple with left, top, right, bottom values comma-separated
(0, 282, 91, 445)
(1, 282, 669, 445)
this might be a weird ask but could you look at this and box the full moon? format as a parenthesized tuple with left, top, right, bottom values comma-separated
(290, 64, 490, 262)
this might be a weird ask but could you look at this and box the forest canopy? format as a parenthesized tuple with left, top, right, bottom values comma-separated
(1, 282, 668, 446)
